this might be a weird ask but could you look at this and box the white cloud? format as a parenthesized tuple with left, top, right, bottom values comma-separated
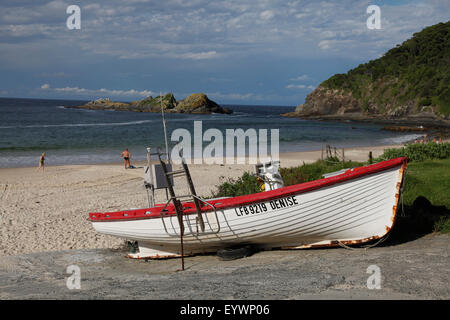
(289, 75, 310, 81)
(118, 50, 220, 60)
(178, 51, 218, 60)
(40, 84, 154, 97)
(286, 84, 315, 90)
(53, 87, 87, 93)
(1, 0, 448, 65)
(318, 40, 331, 50)
(318, 39, 355, 51)
(286, 84, 306, 89)
(260, 10, 274, 20)
(207, 91, 256, 101)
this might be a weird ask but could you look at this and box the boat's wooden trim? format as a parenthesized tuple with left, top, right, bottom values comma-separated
(89, 157, 408, 222)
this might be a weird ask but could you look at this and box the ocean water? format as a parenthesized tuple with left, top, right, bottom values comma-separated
(0, 97, 423, 168)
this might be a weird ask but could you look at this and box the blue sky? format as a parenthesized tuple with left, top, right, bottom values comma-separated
(0, 0, 448, 106)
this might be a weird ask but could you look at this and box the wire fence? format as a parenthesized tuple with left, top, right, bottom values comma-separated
(321, 145, 346, 164)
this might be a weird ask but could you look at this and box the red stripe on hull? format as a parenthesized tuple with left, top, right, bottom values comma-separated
(89, 157, 408, 222)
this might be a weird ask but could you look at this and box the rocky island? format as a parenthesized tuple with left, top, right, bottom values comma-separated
(283, 21, 450, 128)
(67, 93, 233, 114)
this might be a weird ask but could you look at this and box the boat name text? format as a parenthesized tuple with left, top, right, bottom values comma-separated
(234, 196, 299, 217)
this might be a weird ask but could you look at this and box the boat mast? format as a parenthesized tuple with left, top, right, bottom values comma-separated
(160, 92, 171, 163)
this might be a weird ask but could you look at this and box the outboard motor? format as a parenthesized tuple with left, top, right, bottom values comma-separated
(255, 161, 284, 191)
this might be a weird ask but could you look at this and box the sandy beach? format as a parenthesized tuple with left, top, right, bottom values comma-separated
(0, 145, 398, 257)
(1, 143, 449, 300)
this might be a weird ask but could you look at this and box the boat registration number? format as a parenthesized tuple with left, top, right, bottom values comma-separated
(234, 196, 299, 217)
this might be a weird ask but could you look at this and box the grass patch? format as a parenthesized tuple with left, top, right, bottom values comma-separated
(399, 158, 450, 235)
(433, 216, 450, 233)
(402, 158, 450, 208)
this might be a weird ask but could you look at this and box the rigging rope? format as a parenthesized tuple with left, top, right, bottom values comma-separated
(337, 233, 390, 251)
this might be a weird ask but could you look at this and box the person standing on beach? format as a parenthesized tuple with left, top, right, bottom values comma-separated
(37, 152, 45, 171)
(121, 149, 131, 169)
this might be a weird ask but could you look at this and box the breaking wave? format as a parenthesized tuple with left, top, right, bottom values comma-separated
(381, 133, 424, 145)
(0, 119, 158, 129)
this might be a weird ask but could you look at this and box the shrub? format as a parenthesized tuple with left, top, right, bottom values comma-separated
(418, 97, 432, 106)
(376, 142, 450, 162)
(212, 172, 261, 198)
(280, 159, 364, 186)
(212, 159, 366, 197)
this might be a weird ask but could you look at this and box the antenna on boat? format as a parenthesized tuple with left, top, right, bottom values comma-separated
(145, 147, 155, 207)
(160, 92, 171, 164)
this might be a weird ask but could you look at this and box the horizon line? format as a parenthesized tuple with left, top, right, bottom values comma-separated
(0, 96, 297, 108)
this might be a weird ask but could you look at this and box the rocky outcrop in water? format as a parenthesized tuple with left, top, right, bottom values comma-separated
(77, 98, 130, 110)
(67, 93, 232, 114)
(176, 93, 232, 114)
(129, 93, 178, 112)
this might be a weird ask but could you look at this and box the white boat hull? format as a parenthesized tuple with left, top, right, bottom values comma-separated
(91, 161, 406, 258)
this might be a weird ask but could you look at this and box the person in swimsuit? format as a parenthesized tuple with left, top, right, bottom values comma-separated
(37, 152, 45, 171)
(120, 149, 131, 169)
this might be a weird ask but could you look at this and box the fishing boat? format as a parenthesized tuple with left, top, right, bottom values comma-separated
(89, 156, 408, 260)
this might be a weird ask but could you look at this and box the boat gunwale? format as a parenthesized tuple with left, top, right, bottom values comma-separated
(89, 157, 409, 222)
